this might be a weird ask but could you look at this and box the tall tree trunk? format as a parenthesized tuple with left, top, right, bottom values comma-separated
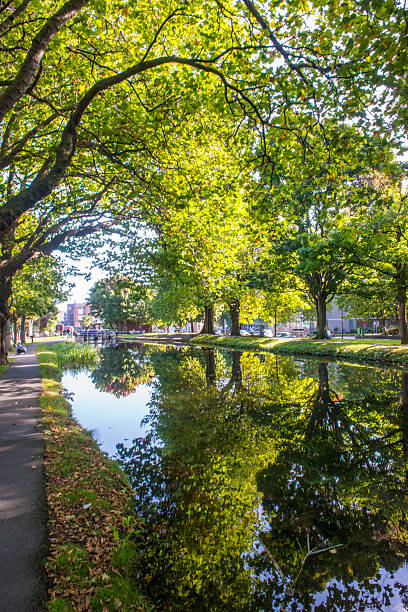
(398, 298, 408, 344)
(201, 305, 214, 334)
(12, 316, 17, 345)
(190, 319, 194, 333)
(274, 308, 277, 337)
(396, 265, 408, 344)
(20, 313, 26, 343)
(315, 294, 327, 340)
(229, 298, 240, 336)
(0, 278, 12, 364)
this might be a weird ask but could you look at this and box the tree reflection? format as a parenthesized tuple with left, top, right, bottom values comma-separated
(104, 345, 408, 610)
(90, 344, 154, 397)
(255, 361, 408, 611)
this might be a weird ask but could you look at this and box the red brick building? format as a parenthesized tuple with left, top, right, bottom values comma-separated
(63, 302, 91, 329)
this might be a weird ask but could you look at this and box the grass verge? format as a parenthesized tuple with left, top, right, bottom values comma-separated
(33, 336, 66, 343)
(191, 334, 408, 365)
(35, 343, 150, 612)
(0, 356, 14, 377)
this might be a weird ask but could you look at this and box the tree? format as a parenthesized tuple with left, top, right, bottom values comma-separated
(88, 276, 152, 329)
(10, 256, 69, 343)
(342, 171, 408, 343)
(124, 118, 275, 336)
(336, 271, 397, 331)
(4, 0, 399, 362)
(0, 0, 293, 362)
(79, 314, 95, 329)
(2, 0, 404, 362)
(256, 123, 396, 339)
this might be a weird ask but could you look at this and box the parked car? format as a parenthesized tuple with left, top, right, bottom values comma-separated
(264, 329, 275, 337)
(240, 329, 252, 336)
(275, 331, 293, 338)
(214, 328, 224, 335)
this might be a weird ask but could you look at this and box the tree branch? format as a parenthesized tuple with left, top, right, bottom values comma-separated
(0, 53, 265, 241)
(0, 0, 89, 122)
(0, 0, 31, 35)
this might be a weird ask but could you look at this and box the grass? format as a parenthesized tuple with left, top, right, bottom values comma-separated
(334, 337, 401, 345)
(0, 356, 14, 377)
(35, 342, 150, 612)
(191, 334, 408, 365)
(32, 335, 65, 343)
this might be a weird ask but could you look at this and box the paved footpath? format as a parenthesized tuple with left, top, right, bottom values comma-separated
(0, 345, 47, 611)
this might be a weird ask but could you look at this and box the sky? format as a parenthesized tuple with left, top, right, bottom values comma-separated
(58, 256, 105, 313)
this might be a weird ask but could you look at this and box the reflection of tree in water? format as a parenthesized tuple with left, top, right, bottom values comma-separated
(117, 349, 279, 611)
(90, 344, 154, 397)
(111, 345, 408, 610)
(255, 361, 408, 611)
(117, 433, 263, 611)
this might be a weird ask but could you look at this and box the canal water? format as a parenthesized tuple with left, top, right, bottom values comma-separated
(62, 342, 408, 611)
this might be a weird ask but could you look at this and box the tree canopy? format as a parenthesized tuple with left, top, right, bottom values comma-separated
(2, 0, 408, 360)
(88, 275, 152, 328)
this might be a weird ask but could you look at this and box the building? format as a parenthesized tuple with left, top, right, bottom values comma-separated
(63, 302, 91, 329)
(326, 305, 356, 334)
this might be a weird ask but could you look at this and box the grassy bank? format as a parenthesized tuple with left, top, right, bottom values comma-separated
(191, 334, 408, 365)
(0, 356, 14, 377)
(33, 335, 65, 343)
(35, 343, 149, 612)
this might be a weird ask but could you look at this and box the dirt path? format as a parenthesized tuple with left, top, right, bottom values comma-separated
(0, 346, 47, 611)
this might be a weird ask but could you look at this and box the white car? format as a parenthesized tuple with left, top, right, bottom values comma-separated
(275, 331, 293, 338)
(264, 329, 275, 337)
(240, 329, 252, 336)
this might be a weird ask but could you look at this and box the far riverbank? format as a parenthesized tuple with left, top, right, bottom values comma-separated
(185, 334, 408, 366)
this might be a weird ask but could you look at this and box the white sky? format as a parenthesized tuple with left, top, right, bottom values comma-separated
(58, 256, 105, 312)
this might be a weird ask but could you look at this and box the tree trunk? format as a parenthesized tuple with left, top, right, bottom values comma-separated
(399, 298, 408, 344)
(274, 308, 277, 337)
(190, 319, 194, 333)
(20, 313, 26, 343)
(201, 305, 214, 334)
(395, 265, 408, 344)
(12, 316, 17, 345)
(0, 279, 12, 364)
(315, 294, 327, 340)
(229, 298, 240, 336)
